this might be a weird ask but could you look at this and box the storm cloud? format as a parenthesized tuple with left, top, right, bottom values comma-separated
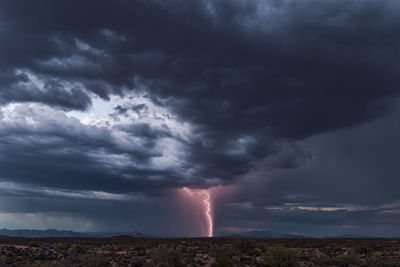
(0, 0, 400, 236)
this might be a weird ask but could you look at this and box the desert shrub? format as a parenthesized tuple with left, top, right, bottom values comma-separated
(175, 244, 185, 253)
(33, 260, 70, 267)
(377, 259, 400, 267)
(131, 257, 145, 267)
(214, 245, 235, 258)
(30, 243, 40, 248)
(0, 255, 12, 264)
(212, 245, 235, 267)
(152, 244, 182, 267)
(212, 255, 234, 267)
(337, 253, 363, 267)
(80, 254, 110, 267)
(186, 246, 197, 258)
(137, 246, 147, 256)
(356, 246, 370, 255)
(235, 239, 261, 256)
(262, 246, 299, 267)
(142, 262, 153, 267)
(236, 239, 253, 251)
(34, 253, 54, 261)
(71, 244, 87, 254)
(366, 255, 386, 266)
(249, 247, 262, 257)
(55, 242, 69, 251)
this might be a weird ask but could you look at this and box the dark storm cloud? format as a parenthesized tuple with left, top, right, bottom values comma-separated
(208, 103, 400, 236)
(1, 0, 400, 183)
(1, 0, 400, 235)
(1, 0, 399, 124)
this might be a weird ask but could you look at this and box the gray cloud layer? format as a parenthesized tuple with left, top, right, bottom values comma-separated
(0, 0, 400, 236)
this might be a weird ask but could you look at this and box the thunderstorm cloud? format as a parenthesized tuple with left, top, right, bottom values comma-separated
(0, 0, 400, 236)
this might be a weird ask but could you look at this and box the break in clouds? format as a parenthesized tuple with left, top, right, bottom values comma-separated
(1, 0, 400, 236)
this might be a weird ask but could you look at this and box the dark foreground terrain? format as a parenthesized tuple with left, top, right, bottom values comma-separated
(0, 237, 399, 266)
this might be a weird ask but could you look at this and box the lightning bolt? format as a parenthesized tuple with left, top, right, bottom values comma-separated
(182, 187, 213, 237)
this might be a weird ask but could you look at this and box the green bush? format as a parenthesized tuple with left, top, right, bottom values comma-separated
(262, 246, 299, 267)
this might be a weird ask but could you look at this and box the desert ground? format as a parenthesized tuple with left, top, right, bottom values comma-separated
(0, 236, 399, 266)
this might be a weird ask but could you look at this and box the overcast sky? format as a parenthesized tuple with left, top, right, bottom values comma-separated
(1, 0, 400, 237)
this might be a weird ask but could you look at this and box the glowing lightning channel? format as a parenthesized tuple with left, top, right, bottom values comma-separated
(182, 187, 213, 237)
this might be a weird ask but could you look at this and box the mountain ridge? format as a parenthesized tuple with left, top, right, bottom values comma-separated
(217, 230, 309, 238)
(0, 228, 388, 238)
(0, 228, 145, 238)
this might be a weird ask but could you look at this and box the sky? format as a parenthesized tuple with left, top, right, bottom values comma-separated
(0, 0, 400, 237)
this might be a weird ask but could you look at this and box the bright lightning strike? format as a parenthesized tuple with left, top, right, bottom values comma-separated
(182, 187, 213, 237)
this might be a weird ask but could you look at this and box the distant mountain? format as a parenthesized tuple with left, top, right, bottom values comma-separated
(324, 234, 379, 238)
(218, 230, 309, 238)
(217, 231, 386, 239)
(0, 228, 145, 238)
(127, 231, 144, 238)
(0, 229, 389, 239)
(244, 231, 309, 238)
(82, 232, 127, 238)
(0, 229, 85, 238)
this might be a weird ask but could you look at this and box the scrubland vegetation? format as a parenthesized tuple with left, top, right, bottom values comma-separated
(0, 237, 399, 266)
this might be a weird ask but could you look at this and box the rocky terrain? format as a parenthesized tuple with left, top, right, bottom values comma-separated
(0, 237, 399, 266)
